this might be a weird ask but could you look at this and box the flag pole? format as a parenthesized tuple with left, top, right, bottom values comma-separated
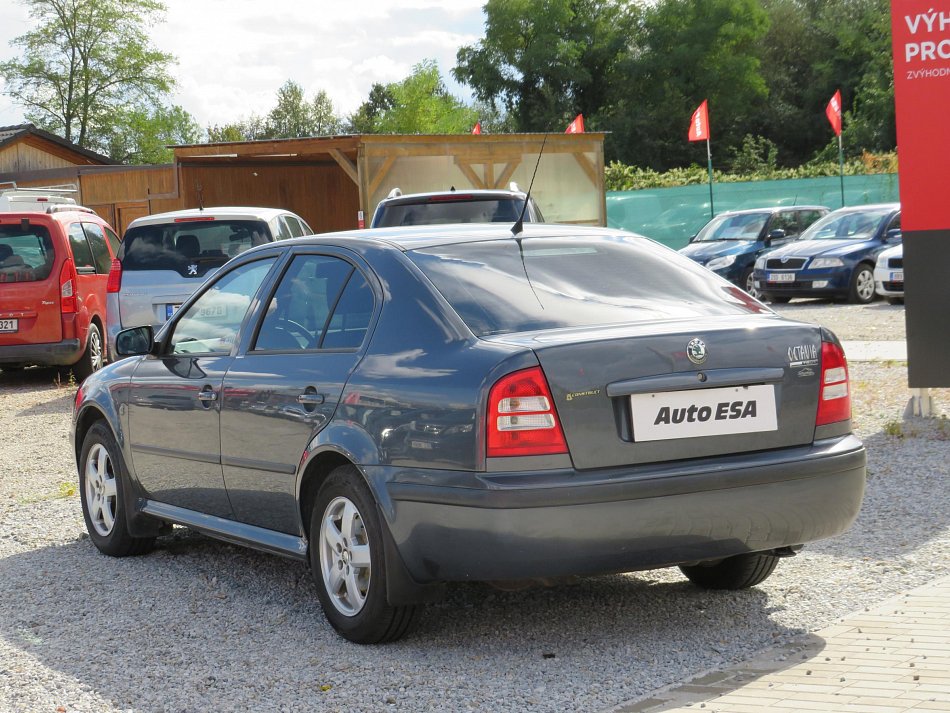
(706, 137, 715, 218)
(837, 133, 845, 208)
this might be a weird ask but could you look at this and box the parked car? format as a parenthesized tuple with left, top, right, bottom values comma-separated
(370, 185, 544, 227)
(106, 206, 312, 358)
(679, 206, 828, 297)
(874, 244, 904, 304)
(753, 203, 901, 304)
(73, 223, 866, 644)
(0, 188, 121, 378)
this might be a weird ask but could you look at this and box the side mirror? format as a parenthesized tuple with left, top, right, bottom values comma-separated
(886, 228, 902, 241)
(767, 228, 786, 240)
(116, 325, 156, 357)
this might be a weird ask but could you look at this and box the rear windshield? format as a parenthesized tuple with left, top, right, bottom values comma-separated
(0, 225, 55, 283)
(375, 197, 527, 227)
(119, 219, 272, 277)
(407, 235, 764, 337)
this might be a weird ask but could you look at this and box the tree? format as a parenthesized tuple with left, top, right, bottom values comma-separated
(103, 104, 201, 164)
(0, 0, 176, 153)
(374, 60, 477, 134)
(454, 0, 637, 132)
(264, 80, 343, 138)
(346, 83, 394, 133)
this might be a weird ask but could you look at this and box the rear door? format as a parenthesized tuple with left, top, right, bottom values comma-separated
(220, 251, 375, 533)
(0, 217, 61, 345)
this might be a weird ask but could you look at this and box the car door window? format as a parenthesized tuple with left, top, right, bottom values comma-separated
(170, 258, 276, 355)
(254, 254, 354, 351)
(273, 217, 293, 240)
(797, 210, 822, 232)
(321, 270, 373, 349)
(770, 211, 799, 238)
(283, 215, 305, 238)
(67, 223, 96, 271)
(82, 222, 112, 273)
(104, 226, 121, 256)
(297, 216, 313, 235)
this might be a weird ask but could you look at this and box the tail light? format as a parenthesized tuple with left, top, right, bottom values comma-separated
(106, 258, 122, 293)
(60, 259, 78, 314)
(487, 367, 568, 457)
(816, 341, 851, 425)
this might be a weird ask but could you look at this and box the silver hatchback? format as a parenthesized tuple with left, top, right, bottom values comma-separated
(106, 206, 311, 357)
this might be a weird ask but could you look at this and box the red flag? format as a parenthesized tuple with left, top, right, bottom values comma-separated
(688, 100, 709, 142)
(565, 114, 584, 134)
(826, 90, 842, 136)
(471, 121, 481, 135)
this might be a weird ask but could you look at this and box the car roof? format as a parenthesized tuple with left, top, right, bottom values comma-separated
(250, 222, 638, 254)
(379, 189, 528, 205)
(826, 202, 900, 214)
(126, 206, 292, 228)
(713, 205, 828, 217)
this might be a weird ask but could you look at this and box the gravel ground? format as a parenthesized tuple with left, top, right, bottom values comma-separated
(0, 303, 946, 713)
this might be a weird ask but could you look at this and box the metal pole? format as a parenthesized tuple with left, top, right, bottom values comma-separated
(706, 138, 715, 218)
(838, 133, 845, 207)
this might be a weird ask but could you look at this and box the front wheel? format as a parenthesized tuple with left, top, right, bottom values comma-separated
(849, 265, 876, 304)
(310, 465, 418, 644)
(79, 421, 155, 557)
(679, 552, 780, 589)
(741, 268, 760, 299)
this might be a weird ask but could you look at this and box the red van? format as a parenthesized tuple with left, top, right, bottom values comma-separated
(0, 191, 121, 380)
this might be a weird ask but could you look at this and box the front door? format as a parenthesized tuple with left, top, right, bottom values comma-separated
(127, 257, 277, 517)
(220, 253, 376, 533)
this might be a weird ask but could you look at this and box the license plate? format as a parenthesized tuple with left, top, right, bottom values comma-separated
(0, 318, 17, 333)
(165, 304, 181, 320)
(197, 304, 226, 318)
(767, 272, 795, 283)
(890, 271, 903, 282)
(630, 384, 778, 442)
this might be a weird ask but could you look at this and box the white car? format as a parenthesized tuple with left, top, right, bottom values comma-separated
(106, 206, 312, 358)
(873, 244, 903, 304)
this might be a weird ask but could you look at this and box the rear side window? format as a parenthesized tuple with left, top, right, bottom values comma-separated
(82, 223, 112, 273)
(68, 224, 96, 271)
(408, 235, 764, 337)
(119, 219, 272, 277)
(0, 224, 55, 283)
(375, 197, 526, 227)
(254, 254, 360, 351)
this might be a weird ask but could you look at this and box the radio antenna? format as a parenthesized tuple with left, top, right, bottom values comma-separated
(511, 133, 547, 236)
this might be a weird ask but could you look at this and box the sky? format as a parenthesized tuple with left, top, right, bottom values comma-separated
(0, 0, 486, 130)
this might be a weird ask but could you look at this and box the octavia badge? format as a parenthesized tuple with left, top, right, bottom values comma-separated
(686, 337, 707, 365)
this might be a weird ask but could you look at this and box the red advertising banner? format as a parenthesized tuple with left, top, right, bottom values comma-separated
(891, 2, 950, 231)
(687, 100, 709, 142)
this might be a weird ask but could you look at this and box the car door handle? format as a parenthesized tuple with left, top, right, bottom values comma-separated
(297, 392, 325, 405)
(197, 388, 218, 402)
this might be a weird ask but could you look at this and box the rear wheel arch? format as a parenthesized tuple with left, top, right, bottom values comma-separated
(299, 450, 357, 540)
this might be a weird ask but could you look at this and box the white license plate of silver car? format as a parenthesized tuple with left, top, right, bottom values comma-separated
(767, 272, 795, 283)
(890, 271, 904, 282)
(630, 384, 778, 442)
(0, 318, 18, 333)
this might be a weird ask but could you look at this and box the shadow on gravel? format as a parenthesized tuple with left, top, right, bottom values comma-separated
(0, 529, 810, 712)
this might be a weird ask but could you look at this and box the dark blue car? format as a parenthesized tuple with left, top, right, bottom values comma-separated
(72, 224, 866, 643)
(753, 203, 902, 304)
(679, 206, 828, 297)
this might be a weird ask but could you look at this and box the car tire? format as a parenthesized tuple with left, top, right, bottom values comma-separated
(848, 265, 876, 304)
(79, 421, 156, 557)
(678, 552, 780, 590)
(74, 323, 104, 382)
(310, 465, 418, 644)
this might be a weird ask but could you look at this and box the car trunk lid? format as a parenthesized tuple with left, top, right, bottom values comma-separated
(489, 315, 823, 470)
(0, 218, 62, 346)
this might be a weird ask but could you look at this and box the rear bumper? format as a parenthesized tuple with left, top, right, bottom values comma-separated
(0, 339, 82, 366)
(372, 435, 866, 583)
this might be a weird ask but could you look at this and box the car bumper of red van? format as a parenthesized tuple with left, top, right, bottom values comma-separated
(0, 339, 82, 366)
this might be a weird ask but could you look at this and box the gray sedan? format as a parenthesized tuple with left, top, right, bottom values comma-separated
(72, 223, 866, 643)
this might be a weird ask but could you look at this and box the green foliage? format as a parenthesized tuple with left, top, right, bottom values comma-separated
(103, 104, 201, 163)
(729, 134, 778, 174)
(373, 60, 477, 134)
(454, 0, 636, 131)
(604, 151, 897, 191)
(346, 83, 394, 134)
(0, 0, 176, 154)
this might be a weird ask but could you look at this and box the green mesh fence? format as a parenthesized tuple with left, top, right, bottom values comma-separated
(606, 174, 901, 250)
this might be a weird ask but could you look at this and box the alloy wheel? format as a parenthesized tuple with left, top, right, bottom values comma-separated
(319, 496, 372, 616)
(89, 328, 104, 372)
(856, 269, 874, 302)
(84, 443, 117, 536)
